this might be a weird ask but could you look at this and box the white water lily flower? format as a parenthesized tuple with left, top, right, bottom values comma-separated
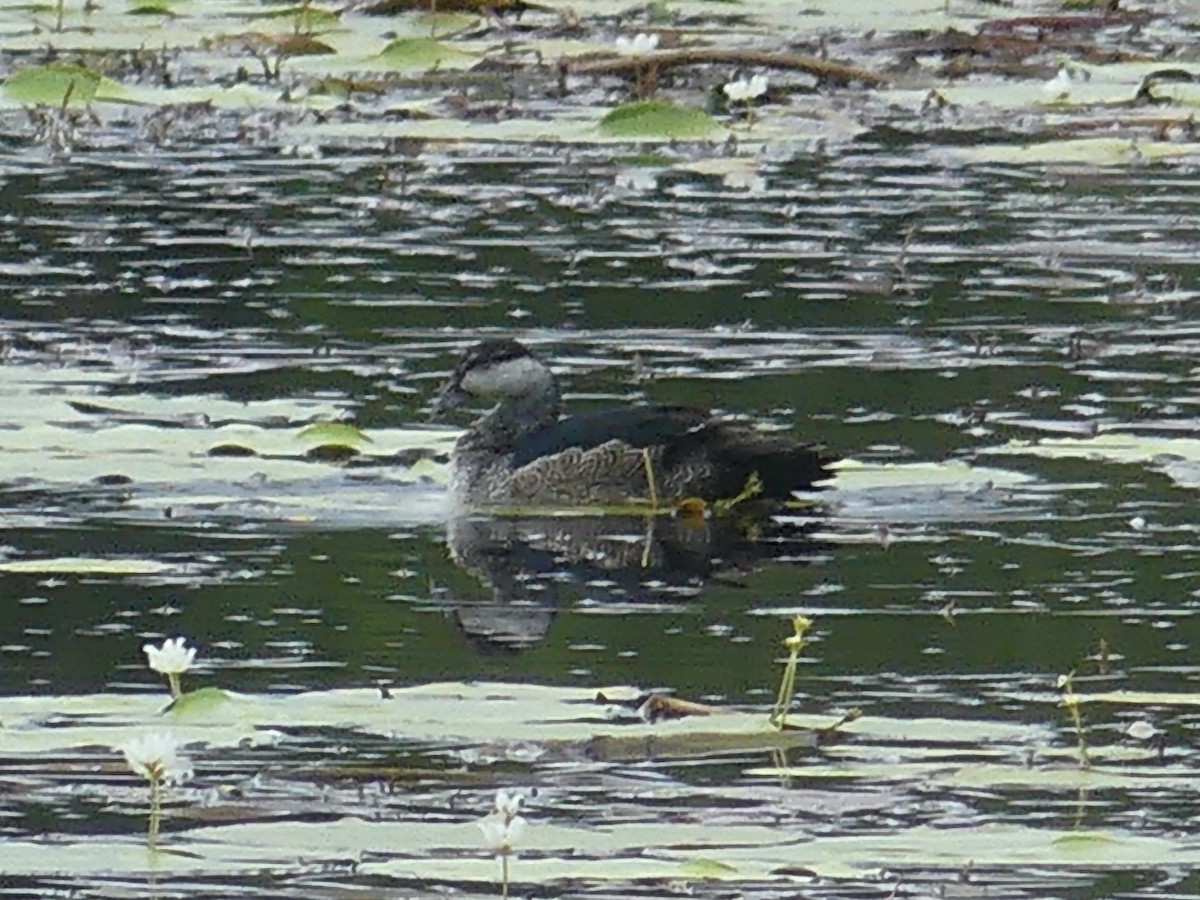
(494, 788, 525, 819)
(723, 74, 769, 103)
(143, 637, 197, 675)
(615, 32, 659, 56)
(122, 733, 193, 785)
(1043, 67, 1074, 97)
(477, 811, 528, 855)
(1126, 720, 1158, 742)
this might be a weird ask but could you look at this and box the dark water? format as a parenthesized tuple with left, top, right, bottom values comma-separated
(5, 148, 1197, 695)
(5, 142, 1200, 896)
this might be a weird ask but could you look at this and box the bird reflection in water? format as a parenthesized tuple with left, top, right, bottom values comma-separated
(442, 510, 827, 651)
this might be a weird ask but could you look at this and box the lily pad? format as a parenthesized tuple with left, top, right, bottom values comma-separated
(984, 432, 1200, 487)
(940, 137, 1200, 167)
(376, 37, 476, 71)
(295, 421, 373, 449)
(599, 99, 721, 139)
(164, 687, 238, 719)
(243, 3, 341, 30)
(0, 557, 182, 576)
(127, 0, 184, 15)
(3, 63, 102, 105)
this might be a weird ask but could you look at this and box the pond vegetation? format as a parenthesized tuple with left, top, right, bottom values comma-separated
(4, 0, 1200, 897)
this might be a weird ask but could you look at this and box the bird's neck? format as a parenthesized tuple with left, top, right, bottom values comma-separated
(468, 387, 562, 449)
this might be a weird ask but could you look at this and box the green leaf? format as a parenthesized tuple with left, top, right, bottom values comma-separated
(1053, 831, 1118, 847)
(207, 443, 259, 457)
(599, 100, 719, 139)
(615, 151, 675, 166)
(164, 687, 235, 718)
(296, 421, 372, 449)
(679, 858, 740, 878)
(243, 4, 341, 28)
(646, 1, 675, 23)
(376, 37, 474, 71)
(3, 63, 101, 106)
(305, 444, 360, 462)
(0, 557, 176, 575)
(943, 137, 1200, 167)
(127, 0, 182, 15)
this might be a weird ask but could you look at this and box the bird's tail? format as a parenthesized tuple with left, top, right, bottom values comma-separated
(721, 441, 835, 501)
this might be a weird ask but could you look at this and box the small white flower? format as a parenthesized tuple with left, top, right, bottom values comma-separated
(723, 74, 769, 103)
(723, 170, 767, 193)
(477, 811, 527, 854)
(1043, 67, 1074, 97)
(1125, 720, 1158, 742)
(121, 733, 193, 785)
(143, 637, 196, 675)
(616, 167, 660, 194)
(615, 32, 659, 56)
(1129, 516, 1147, 531)
(494, 788, 525, 818)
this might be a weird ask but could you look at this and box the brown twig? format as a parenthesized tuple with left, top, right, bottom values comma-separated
(566, 49, 888, 88)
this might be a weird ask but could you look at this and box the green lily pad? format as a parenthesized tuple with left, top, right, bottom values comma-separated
(3, 63, 102, 106)
(244, 3, 341, 30)
(296, 421, 373, 449)
(127, 0, 182, 15)
(599, 99, 720, 139)
(376, 37, 475, 71)
(0, 557, 180, 575)
(410, 11, 481, 36)
(679, 858, 740, 878)
(941, 137, 1200, 167)
(164, 687, 237, 719)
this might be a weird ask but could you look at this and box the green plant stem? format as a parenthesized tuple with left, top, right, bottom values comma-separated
(1059, 672, 1091, 770)
(712, 471, 763, 514)
(770, 647, 799, 730)
(769, 616, 811, 730)
(148, 774, 162, 852)
(641, 448, 659, 509)
(640, 513, 654, 569)
(1069, 701, 1091, 769)
(501, 850, 509, 900)
(167, 673, 182, 699)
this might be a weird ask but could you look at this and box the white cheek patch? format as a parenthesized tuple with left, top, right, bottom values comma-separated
(460, 356, 547, 397)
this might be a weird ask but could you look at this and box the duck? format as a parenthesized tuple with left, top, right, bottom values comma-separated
(432, 339, 833, 509)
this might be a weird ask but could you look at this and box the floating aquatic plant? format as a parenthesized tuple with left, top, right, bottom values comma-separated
(477, 789, 528, 900)
(712, 470, 763, 514)
(723, 74, 768, 103)
(613, 31, 662, 97)
(723, 74, 768, 127)
(143, 636, 197, 699)
(120, 732, 192, 851)
(769, 615, 812, 730)
(615, 33, 659, 56)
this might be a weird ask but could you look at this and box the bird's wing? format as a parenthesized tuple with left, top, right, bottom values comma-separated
(509, 405, 710, 468)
